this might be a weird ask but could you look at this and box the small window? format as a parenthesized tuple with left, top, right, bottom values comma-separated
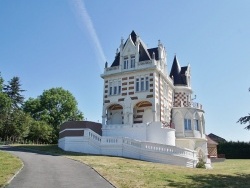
(114, 86, 117, 95)
(124, 57, 129, 69)
(131, 56, 135, 68)
(195, 119, 199, 130)
(141, 77, 144, 91)
(184, 119, 191, 130)
(136, 78, 140, 92)
(109, 87, 112, 95)
(118, 86, 121, 94)
(145, 77, 149, 91)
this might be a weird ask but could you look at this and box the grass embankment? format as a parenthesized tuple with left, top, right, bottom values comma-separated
(17, 145, 250, 188)
(0, 150, 22, 187)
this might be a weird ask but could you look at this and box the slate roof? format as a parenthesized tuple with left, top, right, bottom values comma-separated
(206, 135, 218, 145)
(110, 31, 159, 67)
(169, 55, 188, 86)
(112, 52, 120, 67)
(148, 47, 159, 60)
(208, 133, 227, 143)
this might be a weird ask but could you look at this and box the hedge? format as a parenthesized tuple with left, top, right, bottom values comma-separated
(217, 141, 250, 159)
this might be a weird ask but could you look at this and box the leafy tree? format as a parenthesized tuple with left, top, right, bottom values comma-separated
(0, 109, 31, 141)
(237, 115, 250, 130)
(0, 92, 12, 139)
(237, 88, 250, 130)
(23, 87, 83, 142)
(0, 72, 4, 92)
(27, 120, 53, 144)
(4, 76, 25, 109)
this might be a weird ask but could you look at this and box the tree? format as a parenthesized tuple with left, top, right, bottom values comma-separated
(4, 76, 25, 109)
(0, 72, 4, 92)
(23, 87, 83, 142)
(27, 120, 53, 144)
(0, 109, 31, 141)
(0, 92, 12, 139)
(237, 115, 250, 130)
(237, 88, 250, 130)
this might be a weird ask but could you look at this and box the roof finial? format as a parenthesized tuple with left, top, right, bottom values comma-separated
(121, 37, 124, 45)
(105, 61, 108, 68)
(152, 52, 155, 60)
(120, 37, 124, 50)
(158, 40, 161, 45)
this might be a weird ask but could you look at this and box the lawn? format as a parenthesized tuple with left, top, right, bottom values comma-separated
(15, 145, 250, 188)
(0, 150, 23, 188)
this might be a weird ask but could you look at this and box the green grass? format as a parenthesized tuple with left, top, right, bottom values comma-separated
(0, 150, 23, 187)
(16, 145, 250, 188)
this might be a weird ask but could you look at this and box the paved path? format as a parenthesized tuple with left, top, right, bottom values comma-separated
(1, 146, 114, 188)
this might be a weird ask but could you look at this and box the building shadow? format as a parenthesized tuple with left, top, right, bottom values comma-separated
(168, 173, 250, 188)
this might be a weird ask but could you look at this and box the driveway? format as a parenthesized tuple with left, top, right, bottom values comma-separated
(1, 146, 114, 188)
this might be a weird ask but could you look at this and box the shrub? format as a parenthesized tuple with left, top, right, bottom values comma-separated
(196, 159, 206, 168)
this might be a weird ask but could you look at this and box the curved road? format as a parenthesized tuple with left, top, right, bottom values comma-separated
(1, 146, 114, 188)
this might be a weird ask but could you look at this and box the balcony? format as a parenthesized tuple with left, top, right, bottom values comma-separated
(174, 101, 203, 110)
(102, 60, 162, 76)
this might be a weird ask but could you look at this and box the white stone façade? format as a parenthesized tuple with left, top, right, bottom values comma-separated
(59, 31, 210, 168)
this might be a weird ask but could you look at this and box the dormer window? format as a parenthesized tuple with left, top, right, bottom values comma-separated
(131, 55, 135, 68)
(124, 57, 129, 69)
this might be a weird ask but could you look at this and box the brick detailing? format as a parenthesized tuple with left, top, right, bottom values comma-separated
(137, 109, 144, 113)
(60, 121, 102, 135)
(174, 92, 187, 107)
(133, 102, 152, 124)
(134, 121, 142, 123)
(59, 130, 84, 139)
(131, 96, 138, 100)
(146, 94, 153, 98)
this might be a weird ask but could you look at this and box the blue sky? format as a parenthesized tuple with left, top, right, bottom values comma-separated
(1, 0, 249, 141)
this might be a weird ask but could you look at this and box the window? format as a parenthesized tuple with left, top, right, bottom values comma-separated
(109, 87, 112, 95)
(118, 81, 121, 94)
(194, 119, 199, 130)
(124, 57, 129, 69)
(141, 77, 144, 91)
(135, 76, 149, 92)
(145, 77, 149, 91)
(109, 82, 113, 95)
(131, 56, 135, 68)
(109, 80, 121, 95)
(136, 78, 140, 91)
(184, 119, 191, 130)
